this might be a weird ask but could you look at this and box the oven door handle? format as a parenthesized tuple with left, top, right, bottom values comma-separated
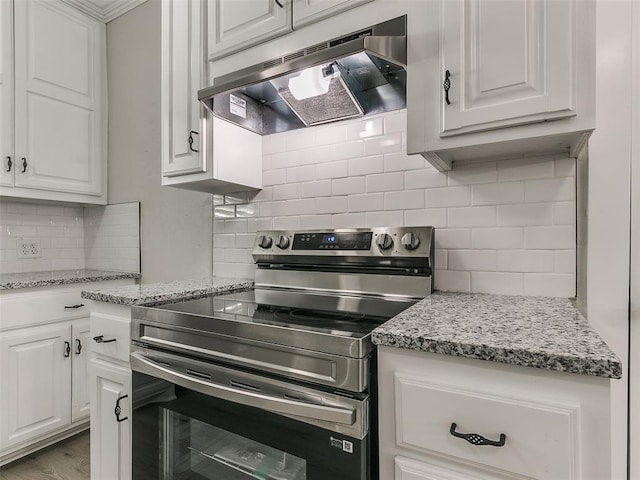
(130, 353, 357, 426)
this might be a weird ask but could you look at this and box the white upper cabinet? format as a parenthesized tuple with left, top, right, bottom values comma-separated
(162, 0, 262, 193)
(207, 0, 292, 61)
(0, 0, 107, 204)
(293, 0, 373, 28)
(162, 0, 205, 177)
(441, 0, 573, 135)
(0, 0, 13, 188)
(407, 0, 595, 171)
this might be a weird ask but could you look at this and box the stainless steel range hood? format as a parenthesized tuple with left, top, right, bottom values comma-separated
(198, 16, 407, 136)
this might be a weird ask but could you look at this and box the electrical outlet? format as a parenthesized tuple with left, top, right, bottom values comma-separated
(17, 239, 41, 258)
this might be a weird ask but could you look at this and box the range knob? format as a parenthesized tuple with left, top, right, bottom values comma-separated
(376, 233, 394, 250)
(401, 232, 420, 250)
(276, 235, 290, 249)
(258, 235, 273, 249)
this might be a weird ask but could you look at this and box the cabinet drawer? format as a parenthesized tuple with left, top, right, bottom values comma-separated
(394, 373, 580, 479)
(0, 289, 87, 330)
(90, 312, 130, 363)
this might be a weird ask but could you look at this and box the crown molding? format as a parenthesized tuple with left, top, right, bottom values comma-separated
(60, 0, 148, 23)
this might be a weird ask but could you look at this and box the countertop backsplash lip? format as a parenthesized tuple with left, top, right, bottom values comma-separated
(80, 276, 254, 306)
(372, 291, 622, 379)
(0, 269, 141, 290)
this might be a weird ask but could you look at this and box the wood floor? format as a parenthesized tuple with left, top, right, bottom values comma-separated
(0, 431, 90, 480)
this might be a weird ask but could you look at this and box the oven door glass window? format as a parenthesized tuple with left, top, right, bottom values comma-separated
(163, 411, 306, 480)
(133, 375, 370, 480)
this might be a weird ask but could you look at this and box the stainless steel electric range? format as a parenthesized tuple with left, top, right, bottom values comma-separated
(129, 227, 434, 480)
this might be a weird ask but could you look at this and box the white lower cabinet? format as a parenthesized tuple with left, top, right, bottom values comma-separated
(0, 318, 91, 461)
(90, 358, 131, 480)
(89, 300, 133, 480)
(378, 346, 612, 480)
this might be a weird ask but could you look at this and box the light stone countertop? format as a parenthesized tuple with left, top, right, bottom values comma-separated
(80, 276, 253, 306)
(372, 292, 622, 379)
(0, 269, 141, 290)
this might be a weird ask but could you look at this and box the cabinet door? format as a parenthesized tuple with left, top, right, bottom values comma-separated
(13, 0, 105, 196)
(0, 323, 72, 450)
(71, 319, 91, 423)
(0, 0, 13, 187)
(395, 456, 485, 480)
(208, 0, 292, 61)
(161, 0, 206, 178)
(441, 0, 574, 136)
(90, 359, 131, 480)
(293, 0, 373, 28)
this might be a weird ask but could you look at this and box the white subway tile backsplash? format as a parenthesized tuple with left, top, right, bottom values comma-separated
(435, 229, 472, 249)
(364, 133, 402, 156)
(300, 180, 332, 198)
(222, 219, 248, 234)
(472, 272, 524, 295)
(273, 184, 300, 200)
(365, 210, 404, 227)
(366, 172, 404, 192)
(285, 199, 316, 216)
(404, 169, 448, 189)
(348, 155, 384, 176)
(525, 177, 575, 203)
(212, 111, 577, 293)
(472, 182, 524, 206)
(316, 160, 348, 180)
(330, 140, 365, 161)
(497, 203, 553, 226)
(497, 156, 555, 181)
(497, 250, 554, 273)
(332, 213, 366, 228)
(348, 193, 384, 212)
(435, 270, 471, 292)
(553, 202, 577, 225)
(383, 152, 426, 172)
(299, 215, 333, 229)
(426, 186, 470, 208)
(448, 162, 497, 185)
(525, 226, 575, 250)
(524, 273, 575, 297)
(384, 190, 424, 210)
(472, 228, 523, 249)
(383, 111, 406, 134)
(554, 156, 576, 177)
(346, 117, 384, 140)
(555, 250, 576, 273)
(449, 250, 497, 271)
(448, 206, 496, 227)
(404, 209, 448, 228)
(316, 197, 348, 214)
(332, 177, 366, 196)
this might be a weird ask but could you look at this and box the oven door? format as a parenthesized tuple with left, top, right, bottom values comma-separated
(131, 349, 371, 480)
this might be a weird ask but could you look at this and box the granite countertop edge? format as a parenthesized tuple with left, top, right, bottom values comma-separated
(0, 269, 141, 290)
(372, 292, 623, 380)
(80, 277, 254, 307)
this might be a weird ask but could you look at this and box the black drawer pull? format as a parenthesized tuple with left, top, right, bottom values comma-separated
(6, 156, 11, 172)
(64, 304, 85, 309)
(63, 341, 71, 358)
(93, 335, 117, 344)
(75, 338, 82, 355)
(450, 423, 506, 447)
(443, 70, 451, 105)
(188, 130, 199, 152)
(21, 157, 27, 173)
(114, 394, 128, 423)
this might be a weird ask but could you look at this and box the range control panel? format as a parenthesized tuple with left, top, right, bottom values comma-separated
(252, 227, 434, 258)
(292, 232, 373, 250)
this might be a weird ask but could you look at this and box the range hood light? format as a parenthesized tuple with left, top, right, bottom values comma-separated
(288, 64, 337, 101)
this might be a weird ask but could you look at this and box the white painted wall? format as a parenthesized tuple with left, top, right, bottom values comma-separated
(587, 2, 634, 478)
(106, 0, 213, 283)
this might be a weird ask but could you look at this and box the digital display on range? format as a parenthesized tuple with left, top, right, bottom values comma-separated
(292, 232, 372, 250)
